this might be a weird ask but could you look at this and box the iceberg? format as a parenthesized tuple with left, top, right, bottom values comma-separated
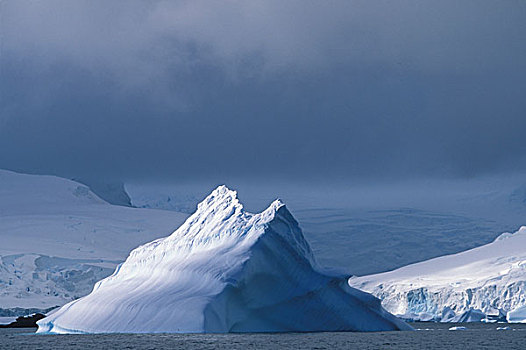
(37, 186, 410, 333)
(349, 227, 526, 322)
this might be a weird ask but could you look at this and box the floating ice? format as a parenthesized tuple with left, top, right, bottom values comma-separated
(37, 186, 410, 334)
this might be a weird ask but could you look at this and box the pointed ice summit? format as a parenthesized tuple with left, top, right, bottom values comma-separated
(37, 186, 410, 334)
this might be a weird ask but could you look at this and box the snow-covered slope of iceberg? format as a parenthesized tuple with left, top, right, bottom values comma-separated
(0, 169, 187, 315)
(349, 227, 526, 322)
(37, 186, 410, 333)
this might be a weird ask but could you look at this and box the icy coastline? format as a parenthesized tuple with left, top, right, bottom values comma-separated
(349, 227, 526, 323)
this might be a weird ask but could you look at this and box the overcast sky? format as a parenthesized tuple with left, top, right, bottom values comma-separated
(1, 1, 525, 184)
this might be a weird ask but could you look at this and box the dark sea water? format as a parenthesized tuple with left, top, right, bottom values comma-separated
(2, 323, 526, 350)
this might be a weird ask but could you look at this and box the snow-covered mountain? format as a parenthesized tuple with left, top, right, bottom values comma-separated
(0, 169, 188, 316)
(349, 227, 526, 323)
(37, 186, 411, 334)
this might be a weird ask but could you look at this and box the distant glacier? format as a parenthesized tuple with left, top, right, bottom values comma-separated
(0, 169, 187, 317)
(349, 227, 526, 323)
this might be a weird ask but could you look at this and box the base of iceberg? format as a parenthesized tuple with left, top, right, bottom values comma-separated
(37, 186, 410, 334)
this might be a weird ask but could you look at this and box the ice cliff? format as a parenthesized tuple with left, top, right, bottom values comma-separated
(349, 227, 526, 323)
(37, 186, 410, 333)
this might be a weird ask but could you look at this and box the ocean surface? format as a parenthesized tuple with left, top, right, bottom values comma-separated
(2, 323, 526, 349)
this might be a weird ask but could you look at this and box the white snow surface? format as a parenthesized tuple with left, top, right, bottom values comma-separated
(349, 227, 526, 322)
(37, 186, 410, 334)
(0, 169, 187, 314)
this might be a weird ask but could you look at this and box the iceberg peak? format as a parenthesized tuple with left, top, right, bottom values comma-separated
(196, 185, 241, 212)
(196, 185, 284, 218)
(268, 198, 285, 211)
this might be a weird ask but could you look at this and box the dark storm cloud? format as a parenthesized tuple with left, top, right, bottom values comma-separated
(1, 0, 526, 182)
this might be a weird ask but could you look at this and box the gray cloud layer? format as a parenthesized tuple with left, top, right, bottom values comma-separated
(1, 1, 525, 182)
